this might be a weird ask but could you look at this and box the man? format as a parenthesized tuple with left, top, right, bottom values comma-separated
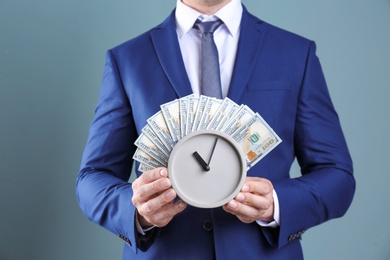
(76, 0, 355, 259)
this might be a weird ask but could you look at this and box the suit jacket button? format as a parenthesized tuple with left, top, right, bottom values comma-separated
(203, 220, 213, 231)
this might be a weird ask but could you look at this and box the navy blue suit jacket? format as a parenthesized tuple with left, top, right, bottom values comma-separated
(77, 6, 355, 259)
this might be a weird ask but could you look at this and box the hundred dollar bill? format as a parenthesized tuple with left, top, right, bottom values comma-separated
(207, 97, 240, 130)
(138, 163, 154, 172)
(231, 113, 282, 169)
(142, 124, 170, 156)
(147, 111, 174, 150)
(197, 98, 222, 130)
(191, 95, 209, 132)
(180, 94, 194, 138)
(215, 103, 241, 131)
(221, 105, 255, 136)
(161, 99, 181, 144)
(134, 133, 168, 166)
(186, 96, 199, 135)
(133, 148, 164, 169)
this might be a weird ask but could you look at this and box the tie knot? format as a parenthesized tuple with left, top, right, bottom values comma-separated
(194, 19, 223, 34)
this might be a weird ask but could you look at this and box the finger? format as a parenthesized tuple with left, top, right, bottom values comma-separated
(138, 188, 177, 215)
(224, 192, 274, 221)
(222, 202, 257, 223)
(224, 200, 258, 218)
(133, 177, 172, 205)
(133, 167, 168, 189)
(243, 177, 273, 195)
(145, 200, 187, 227)
(235, 192, 273, 211)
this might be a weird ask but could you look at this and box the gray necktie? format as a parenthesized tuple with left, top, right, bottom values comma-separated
(194, 19, 223, 99)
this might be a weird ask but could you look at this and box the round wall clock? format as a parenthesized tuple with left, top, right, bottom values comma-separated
(168, 129, 247, 208)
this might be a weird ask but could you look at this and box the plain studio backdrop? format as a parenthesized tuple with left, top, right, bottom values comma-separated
(1, 1, 389, 259)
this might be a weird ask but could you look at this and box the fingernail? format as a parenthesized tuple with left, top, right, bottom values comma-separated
(166, 189, 176, 199)
(162, 178, 171, 188)
(242, 185, 249, 192)
(236, 193, 245, 201)
(178, 201, 186, 208)
(160, 169, 167, 177)
(229, 200, 237, 209)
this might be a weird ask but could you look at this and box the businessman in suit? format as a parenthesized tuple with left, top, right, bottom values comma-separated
(76, 0, 355, 259)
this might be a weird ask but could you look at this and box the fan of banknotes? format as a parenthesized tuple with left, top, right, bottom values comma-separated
(133, 94, 282, 172)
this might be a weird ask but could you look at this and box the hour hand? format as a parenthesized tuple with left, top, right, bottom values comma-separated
(192, 151, 210, 171)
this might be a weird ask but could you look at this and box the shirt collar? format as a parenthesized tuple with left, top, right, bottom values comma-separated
(175, 0, 242, 39)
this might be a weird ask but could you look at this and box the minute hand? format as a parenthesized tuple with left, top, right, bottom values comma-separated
(208, 138, 219, 166)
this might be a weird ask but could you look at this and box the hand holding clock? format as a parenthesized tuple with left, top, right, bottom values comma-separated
(131, 168, 187, 228)
(223, 177, 275, 224)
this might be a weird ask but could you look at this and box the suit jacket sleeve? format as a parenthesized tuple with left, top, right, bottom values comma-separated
(261, 42, 355, 248)
(76, 50, 148, 253)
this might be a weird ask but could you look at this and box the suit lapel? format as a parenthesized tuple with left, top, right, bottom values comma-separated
(228, 7, 267, 103)
(150, 11, 193, 98)
(150, 8, 267, 102)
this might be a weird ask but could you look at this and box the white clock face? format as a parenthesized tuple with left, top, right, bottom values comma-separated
(168, 130, 246, 208)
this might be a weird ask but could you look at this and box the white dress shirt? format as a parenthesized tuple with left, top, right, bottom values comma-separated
(175, 0, 242, 98)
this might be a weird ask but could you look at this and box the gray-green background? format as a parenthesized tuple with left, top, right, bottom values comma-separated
(1, 1, 389, 259)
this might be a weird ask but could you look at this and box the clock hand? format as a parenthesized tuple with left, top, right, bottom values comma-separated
(193, 151, 210, 171)
(207, 137, 219, 166)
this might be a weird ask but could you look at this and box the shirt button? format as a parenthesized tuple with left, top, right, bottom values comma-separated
(203, 220, 213, 231)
